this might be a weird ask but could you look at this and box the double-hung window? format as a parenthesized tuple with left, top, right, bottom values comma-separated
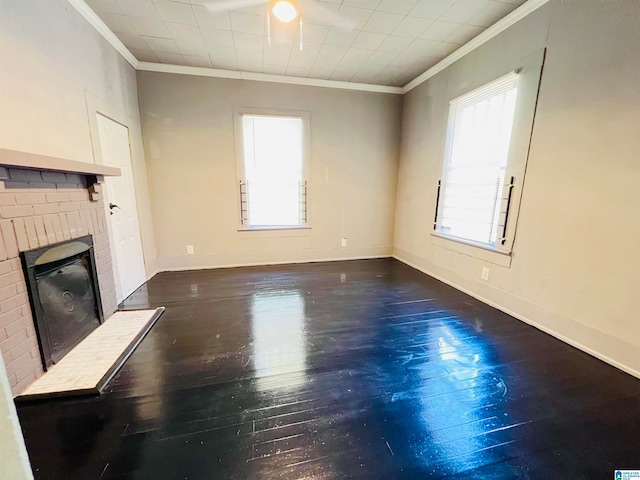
(235, 110, 310, 229)
(435, 72, 520, 251)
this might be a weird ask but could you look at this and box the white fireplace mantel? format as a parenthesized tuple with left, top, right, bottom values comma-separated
(0, 148, 121, 177)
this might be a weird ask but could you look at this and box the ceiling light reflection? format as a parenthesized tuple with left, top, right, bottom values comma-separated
(272, 1, 297, 23)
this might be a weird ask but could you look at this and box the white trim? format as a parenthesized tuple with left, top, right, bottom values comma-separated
(238, 226, 312, 231)
(233, 107, 312, 229)
(402, 0, 550, 93)
(68, 0, 547, 95)
(431, 232, 511, 257)
(430, 233, 512, 268)
(392, 254, 640, 380)
(153, 255, 392, 273)
(147, 269, 161, 281)
(67, 0, 138, 68)
(238, 226, 312, 235)
(136, 62, 403, 94)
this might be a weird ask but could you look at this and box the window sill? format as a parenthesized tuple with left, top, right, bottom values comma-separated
(430, 232, 512, 267)
(238, 225, 312, 238)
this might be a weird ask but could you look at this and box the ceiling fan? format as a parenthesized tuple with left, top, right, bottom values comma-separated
(204, 0, 358, 49)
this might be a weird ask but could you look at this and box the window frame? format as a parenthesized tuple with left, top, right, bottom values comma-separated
(431, 58, 543, 262)
(233, 107, 311, 232)
(435, 71, 520, 252)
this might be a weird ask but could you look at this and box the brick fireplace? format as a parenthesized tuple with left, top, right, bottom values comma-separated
(0, 165, 118, 395)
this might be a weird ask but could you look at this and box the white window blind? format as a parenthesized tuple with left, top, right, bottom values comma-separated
(436, 73, 519, 247)
(240, 114, 307, 227)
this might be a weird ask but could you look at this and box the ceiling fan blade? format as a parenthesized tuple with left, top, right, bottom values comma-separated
(297, 0, 358, 31)
(203, 0, 267, 14)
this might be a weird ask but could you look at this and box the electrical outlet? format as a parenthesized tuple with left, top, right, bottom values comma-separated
(187, 245, 194, 255)
(481, 267, 490, 281)
(341, 238, 347, 247)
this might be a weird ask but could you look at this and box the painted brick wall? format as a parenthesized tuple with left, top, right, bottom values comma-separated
(0, 167, 118, 395)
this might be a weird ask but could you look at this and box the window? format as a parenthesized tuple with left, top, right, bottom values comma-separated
(435, 72, 519, 250)
(235, 110, 309, 229)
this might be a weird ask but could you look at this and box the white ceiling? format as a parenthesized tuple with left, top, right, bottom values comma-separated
(84, 0, 526, 87)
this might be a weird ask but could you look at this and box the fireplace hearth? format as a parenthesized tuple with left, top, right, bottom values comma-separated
(21, 235, 104, 370)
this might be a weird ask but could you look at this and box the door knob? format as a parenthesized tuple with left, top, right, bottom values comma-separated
(109, 203, 120, 215)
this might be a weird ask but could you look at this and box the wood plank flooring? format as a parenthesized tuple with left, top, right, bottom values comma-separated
(16, 259, 640, 479)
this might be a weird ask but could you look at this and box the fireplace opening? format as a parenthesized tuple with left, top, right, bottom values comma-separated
(21, 235, 104, 370)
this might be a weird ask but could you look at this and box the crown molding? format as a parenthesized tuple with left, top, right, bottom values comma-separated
(402, 0, 550, 93)
(136, 62, 403, 94)
(66, 0, 139, 68)
(68, 0, 546, 96)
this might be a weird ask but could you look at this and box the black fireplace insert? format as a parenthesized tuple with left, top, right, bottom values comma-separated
(21, 235, 104, 370)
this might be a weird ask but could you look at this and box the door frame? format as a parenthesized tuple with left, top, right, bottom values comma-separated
(86, 91, 148, 303)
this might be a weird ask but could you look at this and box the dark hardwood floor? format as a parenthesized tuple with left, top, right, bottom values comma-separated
(16, 258, 640, 479)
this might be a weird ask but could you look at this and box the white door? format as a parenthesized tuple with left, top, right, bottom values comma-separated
(96, 113, 146, 303)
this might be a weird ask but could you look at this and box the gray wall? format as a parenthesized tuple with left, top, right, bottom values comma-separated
(137, 72, 402, 270)
(0, 0, 157, 276)
(1, 0, 636, 394)
(394, 1, 640, 376)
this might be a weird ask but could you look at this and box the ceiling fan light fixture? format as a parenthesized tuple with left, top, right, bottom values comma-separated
(272, 1, 297, 22)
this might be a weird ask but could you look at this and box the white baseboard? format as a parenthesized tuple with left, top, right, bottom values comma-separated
(393, 254, 640, 380)
(141, 251, 639, 379)
(144, 257, 160, 281)
(151, 254, 392, 274)
(151, 245, 393, 273)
